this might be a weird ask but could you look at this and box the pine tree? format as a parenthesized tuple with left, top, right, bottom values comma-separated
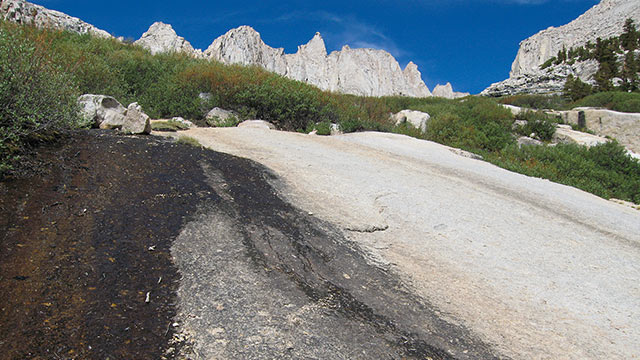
(594, 62, 614, 91)
(621, 50, 639, 91)
(621, 18, 638, 51)
(564, 74, 593, 101)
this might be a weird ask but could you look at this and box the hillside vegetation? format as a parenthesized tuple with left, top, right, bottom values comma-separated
(1, 20, 639, 203)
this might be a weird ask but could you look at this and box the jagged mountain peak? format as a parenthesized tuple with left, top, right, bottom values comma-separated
(134, 21, 196, 55)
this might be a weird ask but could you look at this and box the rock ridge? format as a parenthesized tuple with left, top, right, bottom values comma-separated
(483, 0, 640, 96)
(0, 0, 111, 38)
(202, 26, 434, 97)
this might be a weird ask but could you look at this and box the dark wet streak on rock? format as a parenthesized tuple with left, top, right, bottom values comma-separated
(0, 130, 219, 359)
(205, 153, 501, 359)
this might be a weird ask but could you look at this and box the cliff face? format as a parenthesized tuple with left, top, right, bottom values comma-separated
(204, 26, 432, 97)
(0, 0, 111, 38)
(483, 0, 640, 96)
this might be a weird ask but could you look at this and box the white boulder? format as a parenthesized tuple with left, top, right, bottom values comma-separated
(122, 103, 151, 135)
(206, 107, 238, 126)
(237, 120, 276, 130)
(391, 110, 430, 133)
(77, 94, 127, 129)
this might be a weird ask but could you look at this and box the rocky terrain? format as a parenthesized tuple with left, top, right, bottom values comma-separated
(483, 0, 640, 96)
(0, 0, 111, 38)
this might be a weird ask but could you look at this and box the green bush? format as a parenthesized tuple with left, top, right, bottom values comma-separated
(498, 94, 568, 110)
(573, 91, 640, 113)
(487, 141, 640, 203)
(0, 22, 81, 175)
(423, 97, 514, 152)
(514, 110, 557, 141)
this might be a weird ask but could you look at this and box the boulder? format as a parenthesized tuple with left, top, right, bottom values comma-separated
(237, 120, 276, 130)
(517, 136, 543, 147)
(77, 94, 127, 129)
(171, 117, 194, 128)
(330, 123, 343, 136)
(122, 103, 151, 135)
(501, 104, 525, 116)
(553, 107, 640, 153)
(206, 107, 238, 127)
(391, 110, 430, 133)
(552, 127, 609, 148)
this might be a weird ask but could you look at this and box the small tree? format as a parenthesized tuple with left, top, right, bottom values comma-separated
(621, 50, 639, 92)
(621, 18, 638, 51)
(564, 74, 593, 101)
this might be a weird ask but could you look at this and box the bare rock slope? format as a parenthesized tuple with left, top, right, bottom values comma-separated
(165, 127, 640, 360)
(0, 0, 111, 38)
(483, 0, 640, 96)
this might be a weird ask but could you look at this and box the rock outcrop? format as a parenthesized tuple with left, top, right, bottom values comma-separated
(550, 107, 640, 153)
(483, 0, 640, 96)
(134, 22, 198, 56)
(0, 0, 111, 38)
(204, 26, 433, 97)
(432, 83, 470, 99)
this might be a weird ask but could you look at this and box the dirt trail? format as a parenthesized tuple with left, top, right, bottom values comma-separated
(167, 127, 640, 359)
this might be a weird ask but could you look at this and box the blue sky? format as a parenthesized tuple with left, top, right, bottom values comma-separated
(33, 0, 598, 94)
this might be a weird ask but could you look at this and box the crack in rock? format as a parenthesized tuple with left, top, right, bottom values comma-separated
(344, 224, 389, 233)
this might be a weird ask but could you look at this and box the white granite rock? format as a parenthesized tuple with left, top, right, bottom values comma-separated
(77, 94, 126, 129)
(122, 103, 151, 135)
(237, 120, 276, 130)
(391, 110, 430, 133)
(0, 0, 111, 38)
(134, 22, 196, 56)
(517, 136, 543, 147)
(552, 127, 609, 148)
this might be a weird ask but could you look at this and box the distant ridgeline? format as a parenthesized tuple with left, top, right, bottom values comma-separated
(0, 0, 468, 98)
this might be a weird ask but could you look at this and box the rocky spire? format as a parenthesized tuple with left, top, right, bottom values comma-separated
(134, 22, 196, 56)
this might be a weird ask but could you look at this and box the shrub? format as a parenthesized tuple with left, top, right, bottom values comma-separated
(514, 110, 557, 141)
(176, 136, 202, 148)
(573, 91, 640, 113)
(151, 119, 190, 132)
(207, 115, 240, 128)
(487, 141, 640, 203)
(498, 94, 568, 110)
(0, 22, 81, 175)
